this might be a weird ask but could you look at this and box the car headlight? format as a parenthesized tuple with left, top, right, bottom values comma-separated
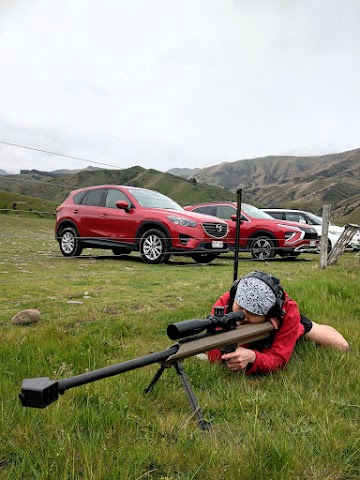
(284, 231, 297, 240)
(281, 225, 304, 244)
(167, 215, 198, 228)
(296, 226, 317, 235)
(277, 224, 300, 231)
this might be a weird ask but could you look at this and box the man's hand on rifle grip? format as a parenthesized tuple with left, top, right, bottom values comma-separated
(221, 347, 256, 372)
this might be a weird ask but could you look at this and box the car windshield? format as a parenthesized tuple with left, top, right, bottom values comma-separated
(129, 188, 183, 210)
(242, 203, 275, 219)
(302, 212, 334, 226)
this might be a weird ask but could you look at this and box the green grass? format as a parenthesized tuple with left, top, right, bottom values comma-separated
(0, 215, 359, 479)
(0, 189, 57, 217)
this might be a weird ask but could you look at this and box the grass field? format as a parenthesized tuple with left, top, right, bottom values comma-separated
(1, 214, 359, 479)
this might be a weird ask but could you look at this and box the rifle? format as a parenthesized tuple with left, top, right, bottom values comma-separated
(19, 309, 273, 430)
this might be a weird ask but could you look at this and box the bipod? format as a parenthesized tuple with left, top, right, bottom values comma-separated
(144, 361, 211, 431)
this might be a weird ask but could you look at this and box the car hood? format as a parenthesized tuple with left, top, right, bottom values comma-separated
(148, 208, 228, 225)
(328, 225, 345, 235)
(248, 217, 315, 232)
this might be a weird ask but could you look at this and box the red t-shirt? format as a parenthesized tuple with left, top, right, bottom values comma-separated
(207, 291, 305, 375)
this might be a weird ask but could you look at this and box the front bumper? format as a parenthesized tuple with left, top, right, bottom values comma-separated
(170, 239, 229, 255)
(293, 239, 320, 252)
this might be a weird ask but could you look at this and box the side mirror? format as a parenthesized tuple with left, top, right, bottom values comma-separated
(115, 200, 130, 211)
(231, 214, 243, 224)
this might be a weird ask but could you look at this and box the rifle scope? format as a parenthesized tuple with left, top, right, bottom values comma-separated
(167, 310, 245, 340)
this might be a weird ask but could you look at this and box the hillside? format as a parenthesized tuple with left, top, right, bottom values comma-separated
(169, 149, 360, 224)
(0, 189, 58, 216)
(1, 148, 359, 225)
(0, 166, 236, 209)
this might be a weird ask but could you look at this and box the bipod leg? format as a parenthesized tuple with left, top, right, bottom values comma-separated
(144, 364, 167, 394)
(173, 361, 211, 431)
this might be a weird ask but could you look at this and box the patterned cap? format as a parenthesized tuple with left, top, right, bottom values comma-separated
(234, 277, 277, 316)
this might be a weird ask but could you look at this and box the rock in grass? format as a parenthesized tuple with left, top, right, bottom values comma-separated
(11, 308, 41, 325)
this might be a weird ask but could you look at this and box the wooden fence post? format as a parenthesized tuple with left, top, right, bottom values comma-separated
(320, 204, 331, 268)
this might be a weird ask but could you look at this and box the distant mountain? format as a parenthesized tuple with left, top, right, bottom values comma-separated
(49, 165, 102, 175)
(0, 169, 9, 175)
(169, 149, 360, 224)
(19, 166, 102, 177)
(167, 167, 200, 177)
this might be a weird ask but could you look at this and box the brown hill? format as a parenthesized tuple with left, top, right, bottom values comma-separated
(171, 149, 360, 224)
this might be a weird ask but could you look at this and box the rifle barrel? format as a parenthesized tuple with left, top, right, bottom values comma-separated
(20, 345, 179, 408)
(58, 345, 179, 393)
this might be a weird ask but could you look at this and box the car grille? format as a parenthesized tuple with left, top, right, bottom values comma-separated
(303, 230, 319, 240)
(202, 222, 228, 238)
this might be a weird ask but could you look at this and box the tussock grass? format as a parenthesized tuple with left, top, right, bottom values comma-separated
(0, 216, 359, 479)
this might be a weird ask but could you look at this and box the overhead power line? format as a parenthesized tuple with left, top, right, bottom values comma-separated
(0, 139, 123, 170)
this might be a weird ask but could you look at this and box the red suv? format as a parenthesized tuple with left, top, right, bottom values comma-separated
(184, 202, 319, 260)
(55, 185, 229, 264)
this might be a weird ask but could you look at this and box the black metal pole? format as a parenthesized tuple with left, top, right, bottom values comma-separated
(233, 188, 242, 282)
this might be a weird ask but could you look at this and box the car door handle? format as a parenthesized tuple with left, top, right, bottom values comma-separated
(73, 209, 79, 214)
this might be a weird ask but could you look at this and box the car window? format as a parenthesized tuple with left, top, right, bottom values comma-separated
(267, 211, 283, 220)
(216, 205, 236, 220)
(81, 189, 107, 206)
(193, 206, 217, 216)
(297, 214, 308, 224)
(300, 212, 322, 225)
(73, 191, 87, 205)
(105, 189, 130, 208)
(129, 188, 183, 210)
(286, 213, 303, 223)
(242, 204, 274, 219)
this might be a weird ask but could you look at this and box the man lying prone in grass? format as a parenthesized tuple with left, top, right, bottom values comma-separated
(207, 270, 349, 374)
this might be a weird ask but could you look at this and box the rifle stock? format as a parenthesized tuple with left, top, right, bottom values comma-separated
(165, 321, 273, 363)
(19, 321, 273, 409)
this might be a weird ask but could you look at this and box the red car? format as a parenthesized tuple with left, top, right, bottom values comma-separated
(55, 185, 229, 264)
(184, 202, 319, 260)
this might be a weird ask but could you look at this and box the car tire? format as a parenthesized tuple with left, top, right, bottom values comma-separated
(191, 253, 217, 263)
(112, 247, 132, 256)
(327, 239, 332, 253)
(59, 226, 83, 257)
(316, 239, 332, 254)
(250, 236, 276, 260)
(140, 229, 171, 264)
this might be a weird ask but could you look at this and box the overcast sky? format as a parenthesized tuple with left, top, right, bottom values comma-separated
(0, 0, 359, 174)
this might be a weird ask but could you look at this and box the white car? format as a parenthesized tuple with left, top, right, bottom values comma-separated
(351, 229, 360, 251)
(262, 209, 360, 253)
